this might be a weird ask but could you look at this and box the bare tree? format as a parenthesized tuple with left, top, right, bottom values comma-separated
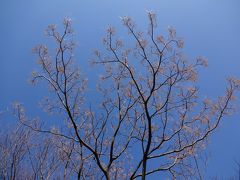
(8, 12, 240, 179)
(0, 105, 78, 180)
(0, 123, 31, 180)
(91, 12, 240, 179)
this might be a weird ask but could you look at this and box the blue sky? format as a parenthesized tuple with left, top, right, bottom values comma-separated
(1, 0, 240, 178)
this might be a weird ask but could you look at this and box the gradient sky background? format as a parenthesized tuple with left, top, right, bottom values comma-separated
(1, 0, 240, 178)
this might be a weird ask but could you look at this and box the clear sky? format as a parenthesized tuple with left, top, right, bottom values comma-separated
(1, 0, 240, 178)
